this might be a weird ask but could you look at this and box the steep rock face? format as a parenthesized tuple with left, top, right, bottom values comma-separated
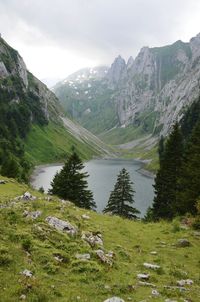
(111, 35, 200, 135)
(0, 36, 61, 123)
(54, 33, 200, 141)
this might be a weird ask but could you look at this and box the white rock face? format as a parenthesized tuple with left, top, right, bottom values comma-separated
(17, 54, 28, 88)
(0, 61, 9, 78)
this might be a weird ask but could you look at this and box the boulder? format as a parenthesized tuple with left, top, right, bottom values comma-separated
(95, 249, 113, 266)
(20, 269, 33, 277)
(103, 297, 125, 302)
(75, 253, 91, 261)
(150, 251, 157, 255)
(143, 262, 160, 269)
(23, 210, 42, 220)
(176, 239, 191, 247)
(177, 279, 193, 286)
(137, 273, 150, 280)
(81, 214, 90, 220)
(0, 180, 6, 184)
(82, 231, 103, 247)
(138, 281, 156, 287)
(152, 289, 160, 296)
(46, 216, 78, 236)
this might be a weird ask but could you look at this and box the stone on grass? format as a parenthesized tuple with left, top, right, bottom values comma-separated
(95, 249, 113, 266)
(82, 231, 103, 247)
(176, 239, 191, 247)
(20, 269, 33, 277)
(15, 192, 37, 202)
(23, 210, 42, 220)
(150, 251, 157, 255)
(143, 262, 160, 269)
(152, 289, 160, 296)
(46, 216, 78, 236)
(137, 273, 150, 280)
(81, 214, 90, 220)
(20, 294, 26, 300)
(138, 281, 156, 287)
(0, 180, 6, 184)
(177, 279, 193, 286)
(103, 297, 125, 302)
(75, 253, 91, 261)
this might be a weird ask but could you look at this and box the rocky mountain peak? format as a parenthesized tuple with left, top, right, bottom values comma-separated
(127, 56, 134, 70)
(190, 32, 200, 62)
(107, 55, 127, 87)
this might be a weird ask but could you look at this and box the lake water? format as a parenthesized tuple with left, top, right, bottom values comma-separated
(31, 159, 154, 217)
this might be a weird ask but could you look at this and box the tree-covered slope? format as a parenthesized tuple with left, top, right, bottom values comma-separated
(0, 176, 199, 301)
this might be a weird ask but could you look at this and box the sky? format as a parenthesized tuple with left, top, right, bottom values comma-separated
(0, 0, 200, 86)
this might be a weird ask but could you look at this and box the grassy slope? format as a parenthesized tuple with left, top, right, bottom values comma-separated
(24, 122, 99, 165)
(0, 178, 200, 302)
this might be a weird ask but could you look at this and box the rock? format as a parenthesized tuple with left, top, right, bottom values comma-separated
(53, 253, 68, 263)
(19, 294, 26, 300)
(103, 297, 125, 302)
(23, 192, 36, 200)
(46, 216, 78, 236)
(20, 269, 33, 277)
(81, 231, 103, 247)
(0, 61, 9, 78)
(137, 273, 150, 280)
(81, 214, 90, 220)
(23, 210, 42, 220)
(75, 253, 91, 261)
(177, 279, 193, 286)
(150, 251, 157, 255)
(143, 262, 160, 269)
(138, 281, 156, 287)
(95, 249, 113, 266)
(176, 239, 191, 247)
(152, 289, 159, 296)
(165, 300, 178, 302)
(0, 180, 6, 184)
(193, 231, 200, 237)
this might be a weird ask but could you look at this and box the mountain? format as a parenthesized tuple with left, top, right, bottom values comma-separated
(54, 33, 200, 145)
(0, 37, 111, 180)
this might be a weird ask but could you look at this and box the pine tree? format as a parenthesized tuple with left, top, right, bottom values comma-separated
(152, 123, 183, 220)
(103, 168, 140, 219)
(49, 151, 96, 210)
(177, 121, 200, 215)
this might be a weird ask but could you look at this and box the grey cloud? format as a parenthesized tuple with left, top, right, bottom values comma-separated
(0, 0, 200, 63)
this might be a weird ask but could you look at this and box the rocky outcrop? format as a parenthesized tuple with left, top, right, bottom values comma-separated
(46, 216, 78, 236)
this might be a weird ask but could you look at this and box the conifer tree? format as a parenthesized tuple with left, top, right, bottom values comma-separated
(103, 168, 140, 219)
(49, 151, 96, 210)
(177, 121, 200, 215)
(152, 123, 183, 220)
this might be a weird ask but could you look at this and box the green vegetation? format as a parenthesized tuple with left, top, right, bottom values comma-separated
(50, 150, 96, 210)
(103, 168, 140, 219)
(152, 123, 183, 220)
(0, 177, 200, 301)
(24, 123, 98, 165)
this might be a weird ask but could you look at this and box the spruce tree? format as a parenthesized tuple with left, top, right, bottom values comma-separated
(177, 121, 200, 215)
(152, 123, 183, 220)
(103, 168, 140, 219)
(49, 151, 96, 210)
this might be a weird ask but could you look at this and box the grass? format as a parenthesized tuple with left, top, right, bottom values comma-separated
(0, 176, 200, 301)
(24, 122, 100, 165)
(100, 125, 146, 145)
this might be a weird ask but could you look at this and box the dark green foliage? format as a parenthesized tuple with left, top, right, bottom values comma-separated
(176, 122, 200, 215)
(152, 123, 183, 220)
(103, 168, 140, 219)
(158, 135, 165, 164)
(49, 150, 96, 210)
(181, 95, 200, 140)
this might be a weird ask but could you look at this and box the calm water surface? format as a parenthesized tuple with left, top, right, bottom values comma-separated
(31, 159, 154, 217)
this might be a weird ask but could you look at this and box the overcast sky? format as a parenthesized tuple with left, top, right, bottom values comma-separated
(0, 0, 200, 85)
